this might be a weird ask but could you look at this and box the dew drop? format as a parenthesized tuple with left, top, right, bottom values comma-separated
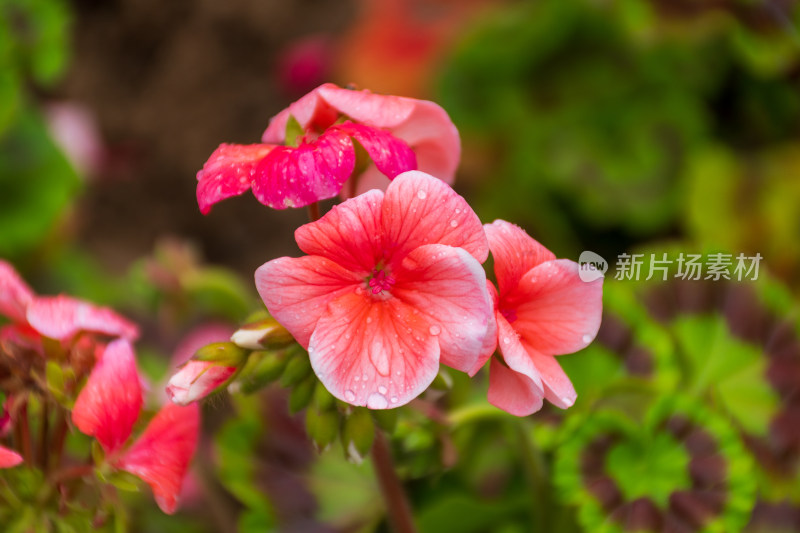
(429, 324, 442, 336)
(367, 392, 388, 409)
(582, 334, 592, 344)
(390, 396, 399, 403)
(450, 220, 458, 228)
(354, 375, 360, 382)
(366, 316, 373, 324)
(503, 337, 511, 345)
(362, 373, 369, 381)
(378, 385, 387, 394)
(345, 390, 356, 402)
(416, 190, 427, 200)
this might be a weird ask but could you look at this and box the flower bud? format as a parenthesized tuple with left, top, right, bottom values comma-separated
(233, 350, 288, 394)
(280, 352, 312, 387)
(166, 360, 236, 406)
(230, 318, 295, 351)
(341, 408, 375, 464)
(289, 376, 316, 414)
(194, 342, 249, 367)
(305, 407, 340, 452)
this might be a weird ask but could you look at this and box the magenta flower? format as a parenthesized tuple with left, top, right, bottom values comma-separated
(71, 339, 200, 514)
(256, 171, 491, 408)
(0, 260, 138, 345)
(476, 220, 604, 416)
(166, 360, 236, 406)
(196, 83, 460, 213)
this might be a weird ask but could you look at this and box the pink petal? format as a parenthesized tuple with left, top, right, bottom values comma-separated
(386, 99, 460, 185)
(333, 121, 417, 178)
(295, 189, 385, 274)
(26, 295, 139, 342)
(166, 361, 236, 406)
(0, 260, 34, 323)
(382, 171, 488, 265)
(196, 143, 274, 215)
(0, 445, 23, 468)
(308, 292, 439, 409)
(495, 311, 544, 396)
(507, 260, 603, 356)
(115, 403, 200, 515)
(316, 84, 418, 128)
(487, 357, 544, 417)
(255, 256, 360, 348)
(484, 220, 556, 298)
(527, 346, 576, 409)
(265, 84, 460, 185)
(251, 128, 355, 209)
(72, 339, 143, 453)
(467, 281, 499, 377)
(392, 244, 492, 374)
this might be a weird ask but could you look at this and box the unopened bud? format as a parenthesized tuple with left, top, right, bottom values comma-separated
(289, 376, 316, 414)
(194, 342, 248, 367)
(312, 382, 336, 412)
(166, 360, 237, 405)
(235, 350, 288, 394)
(280, 352, 312, 387)
(342, 408, 375, 464)
(231, 318, 295, 351)
(306, 407, 340, 451)
(372, 408, 398, 434)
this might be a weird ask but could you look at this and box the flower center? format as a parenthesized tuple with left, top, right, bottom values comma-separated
(367, 267, 395, 295)
(500, 307, 517, 323)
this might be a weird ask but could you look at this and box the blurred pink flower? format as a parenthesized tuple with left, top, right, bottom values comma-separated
(71, 339, 200, 514)
(0, 446, 23, 468)
(255, 171, 491, 408)
(474, 221, 603, 416)
(166, 360, 236, 406)
(196, 83, 459, 212)
(115, 402, 200, 515)
(0, 260, 139, 345)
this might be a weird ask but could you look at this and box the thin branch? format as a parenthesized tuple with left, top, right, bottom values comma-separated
(371, 431, 417, 533)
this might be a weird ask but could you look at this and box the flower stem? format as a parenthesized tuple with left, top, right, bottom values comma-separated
(52, 409, 69, 470)
(371, 430, 417, 533)
(307, 202, 320, 222)
(19, 402, 33, 465)
(40, 400, 50, 473)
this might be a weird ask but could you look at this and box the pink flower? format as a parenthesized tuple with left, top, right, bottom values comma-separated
(0, 260, 139, 344)
(71, 339, 200, 514)
(255, 171, 492, 408)
(476, 220, 603, 416)
(0, 446, 23, 468)
(196, 83, 459, 213)
(166, 360, 236, 406)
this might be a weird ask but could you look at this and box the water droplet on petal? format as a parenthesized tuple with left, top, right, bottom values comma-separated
(367, 392, 388, 409)
(582, 334, 592, 344)
(366, 316, 373, 324)
(345, 390, 356, 402)
(503, 337, 511, 345)
(390, 396, 398, 403)
(450, 220, 458, 228)
(429, 325, 441, 336)
(417, 190, 427, 200)
(378, 385, 387, 394)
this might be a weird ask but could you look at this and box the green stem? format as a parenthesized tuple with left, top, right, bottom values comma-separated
(19, 402, 33, 466)
(371, 431, 417, 533)
(513, 421, 548, 532)
(40, 400, 49, 474)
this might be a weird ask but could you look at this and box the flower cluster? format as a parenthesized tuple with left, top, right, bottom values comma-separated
(188, 83, 604, 416)
(0, 261, 199, 515)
